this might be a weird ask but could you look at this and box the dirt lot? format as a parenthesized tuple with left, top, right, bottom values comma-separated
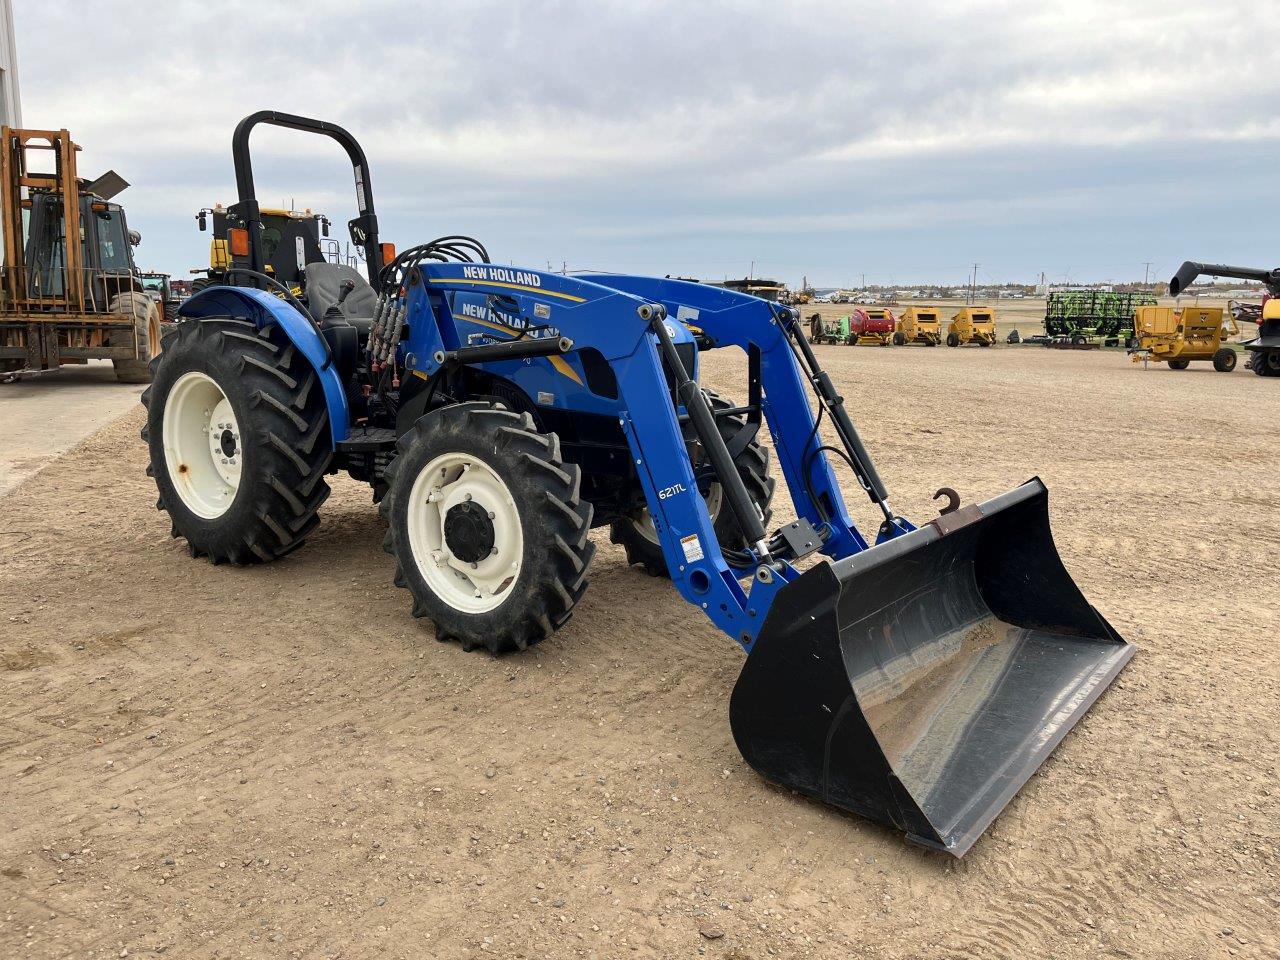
(2, 343, 1278, 959)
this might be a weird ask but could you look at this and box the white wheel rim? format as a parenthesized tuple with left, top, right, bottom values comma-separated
(406, 450, 524, 614)
(162, 371, 242, 519)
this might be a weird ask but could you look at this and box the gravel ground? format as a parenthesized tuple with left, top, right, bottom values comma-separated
(2, 342, 1277, 959)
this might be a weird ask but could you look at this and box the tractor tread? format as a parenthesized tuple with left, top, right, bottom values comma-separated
(381, 401, 595, 655)
(142, 316, 332, 566)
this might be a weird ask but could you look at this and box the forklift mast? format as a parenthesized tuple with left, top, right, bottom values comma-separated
(0, 126, 138, 315)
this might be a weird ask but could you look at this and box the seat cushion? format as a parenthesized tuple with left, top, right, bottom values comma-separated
(305, 262, 378, 332)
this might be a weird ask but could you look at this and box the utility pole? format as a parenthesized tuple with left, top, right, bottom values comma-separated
(1142, 262, 1152, 287)
(749, 259, 755, 279)
(969, 263, 980, 305)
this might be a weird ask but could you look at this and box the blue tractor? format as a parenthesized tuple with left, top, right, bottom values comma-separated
(143, 112, 1133, 856)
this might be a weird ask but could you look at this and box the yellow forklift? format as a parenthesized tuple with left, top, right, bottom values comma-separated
(0, 127, 161, 382)
(946, 306, 997, 347)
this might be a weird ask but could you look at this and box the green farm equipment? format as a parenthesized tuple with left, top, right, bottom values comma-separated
(1044, 290, 1157, 344)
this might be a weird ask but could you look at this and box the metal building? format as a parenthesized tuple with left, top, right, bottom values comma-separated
(0, 0, 19, 127)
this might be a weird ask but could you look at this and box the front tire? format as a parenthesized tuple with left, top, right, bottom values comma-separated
(946, 332, 960, 347)
(1168, 359, 1190, 370)
(610, 392, 774, 577)
(381, 402, 595, 654)
(142, 317, 332, 564)
(1212, 348, 1237, 373)
(110, 291, 162, 383)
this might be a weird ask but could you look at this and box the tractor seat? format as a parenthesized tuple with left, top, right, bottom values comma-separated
(305, 262, 378, 333)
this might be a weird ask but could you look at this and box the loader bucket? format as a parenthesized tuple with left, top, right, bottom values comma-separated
(729, 479, 1133, 856)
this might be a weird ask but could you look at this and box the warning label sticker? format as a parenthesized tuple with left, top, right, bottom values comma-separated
(680, 533, 704, 564)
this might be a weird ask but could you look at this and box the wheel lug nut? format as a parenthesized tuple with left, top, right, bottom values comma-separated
(487, 510, 495, 519)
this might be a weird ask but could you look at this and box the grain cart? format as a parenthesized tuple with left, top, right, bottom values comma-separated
(0, 127, 161, 382)
(144, 111, 1133, 857)
(893, 306, 942, 346)
(1170, 261, 1280, 377)
(850, 306, 896, 346)
(1128, 305, 1238, 372)
(947, 306, 997, 347)
(807, 312, 852, 344)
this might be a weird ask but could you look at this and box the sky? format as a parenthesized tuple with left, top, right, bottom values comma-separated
(13, 0, 1280, 288)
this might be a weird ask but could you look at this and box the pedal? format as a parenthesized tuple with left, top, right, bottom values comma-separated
(777, 518, 823, 561)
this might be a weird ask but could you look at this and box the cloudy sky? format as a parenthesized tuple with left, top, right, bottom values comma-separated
(14, 0, 1279, 287)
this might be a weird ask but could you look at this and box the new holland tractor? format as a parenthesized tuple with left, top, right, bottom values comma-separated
(1170, 261, 1280, 377)
(143, 112, 1133, 857)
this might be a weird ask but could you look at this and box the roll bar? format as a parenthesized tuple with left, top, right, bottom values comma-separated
(230, 110, 385, 292)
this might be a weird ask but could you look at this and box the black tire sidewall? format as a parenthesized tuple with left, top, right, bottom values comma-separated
(388, 412, 560, 636)
(148, 329, 269, 550)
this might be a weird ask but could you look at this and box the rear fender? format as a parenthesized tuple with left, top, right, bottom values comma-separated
(178, 286, 350, 443)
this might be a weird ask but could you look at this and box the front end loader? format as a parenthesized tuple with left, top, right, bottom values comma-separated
(143, 111, 1133, 857)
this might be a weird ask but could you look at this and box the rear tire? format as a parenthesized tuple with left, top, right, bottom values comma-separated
(946, 332, 960, 347)
(892, 331, 906, 346)
(1252, 348, 1279, 376)
(142, 317, 332, 564)
(381, 402, 594, 654)
(1212, 348, 1237, 373)
(1168, 359, 1190, 370)
(611, 392, 774, 577)
(110, 291, 162, 383)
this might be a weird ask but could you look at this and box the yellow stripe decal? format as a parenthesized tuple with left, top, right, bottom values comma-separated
(430, 277, 586, 303)
(455, 314, 531, 338)
(549, 355, 584, 385)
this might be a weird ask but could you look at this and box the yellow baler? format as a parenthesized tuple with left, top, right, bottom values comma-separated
(1129, 305, 1238, 372)
(947, 307, 997, 347)
(894, 306, 942, 346)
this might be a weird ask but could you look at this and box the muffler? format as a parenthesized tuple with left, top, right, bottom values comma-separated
(729, 479, 1133, 856)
